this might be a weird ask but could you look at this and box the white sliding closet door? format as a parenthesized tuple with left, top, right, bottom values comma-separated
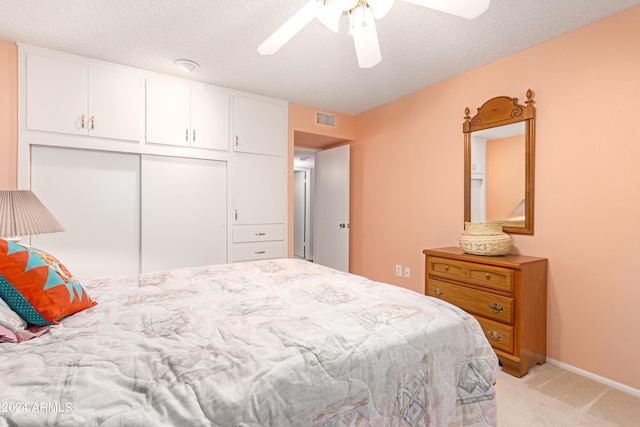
(30, 146, 140, 277)
(141, 155, 227, 273)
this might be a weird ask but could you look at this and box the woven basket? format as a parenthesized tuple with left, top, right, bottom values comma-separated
(459, 222, 511, 256)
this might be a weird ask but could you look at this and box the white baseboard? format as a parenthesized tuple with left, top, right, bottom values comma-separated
(547, 358, 640, 398)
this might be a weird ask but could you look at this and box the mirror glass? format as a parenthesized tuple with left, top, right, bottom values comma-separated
(464, 90, 535, 235)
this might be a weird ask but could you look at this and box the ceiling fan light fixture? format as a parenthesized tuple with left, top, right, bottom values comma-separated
(174, 59, 199, 72)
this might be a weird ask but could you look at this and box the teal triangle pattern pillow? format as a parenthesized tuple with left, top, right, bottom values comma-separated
(0, 240, 96, 326)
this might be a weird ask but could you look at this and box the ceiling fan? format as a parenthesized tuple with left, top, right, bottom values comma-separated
(258, 0, 490, 68)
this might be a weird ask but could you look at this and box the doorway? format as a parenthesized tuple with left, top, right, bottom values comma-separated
(293, 150, 315, 261)
(293, 131, 351, 271)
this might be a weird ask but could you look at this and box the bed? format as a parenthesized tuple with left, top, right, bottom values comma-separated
(0, 252, 498, 426)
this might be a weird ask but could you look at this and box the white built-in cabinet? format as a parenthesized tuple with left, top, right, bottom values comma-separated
(19, 45, 288, 276)
(230, 97, 287, 262)
(26, 54, 143, 141)
(146, 76, 230, 150)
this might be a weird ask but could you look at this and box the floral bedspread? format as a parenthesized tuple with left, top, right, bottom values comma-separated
(0, 259, 498, 426)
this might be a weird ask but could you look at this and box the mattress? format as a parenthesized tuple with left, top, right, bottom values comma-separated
(0, 258, 498, 426)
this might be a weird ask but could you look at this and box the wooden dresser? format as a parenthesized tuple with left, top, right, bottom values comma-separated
(423, 247, 547, 377)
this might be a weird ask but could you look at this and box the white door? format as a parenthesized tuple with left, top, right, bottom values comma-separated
(30, 146, 141, 277)
(314, 145, 350, 272)
(141, 155, 227, 273)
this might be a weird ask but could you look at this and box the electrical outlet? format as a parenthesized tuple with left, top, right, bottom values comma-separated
(395, 264, 402, 277)
(404, 267, 411, 278)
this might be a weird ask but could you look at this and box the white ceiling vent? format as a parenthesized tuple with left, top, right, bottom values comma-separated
(316, 112, 336, 127)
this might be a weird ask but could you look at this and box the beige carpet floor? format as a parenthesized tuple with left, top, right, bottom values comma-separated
(495, 363, 640, 426)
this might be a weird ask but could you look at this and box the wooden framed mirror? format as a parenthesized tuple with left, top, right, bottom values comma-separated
(463, 89, 536, 235)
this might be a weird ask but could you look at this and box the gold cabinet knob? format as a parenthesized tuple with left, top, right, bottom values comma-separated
(485, 273, 491, 280)
(433, 288, 443, 297)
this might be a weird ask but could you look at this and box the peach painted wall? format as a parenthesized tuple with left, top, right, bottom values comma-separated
(288, 103, 356, 257)
(0, 41, 17, 189)
(486, 135, 525, 221)
(350, 6, 640, 390)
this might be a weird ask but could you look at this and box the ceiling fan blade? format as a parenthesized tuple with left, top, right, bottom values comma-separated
(352, 23, 381, 68)
(258, 0, 322, 55)
(401, 0, 490, 19)
(349, 4, 381, 68)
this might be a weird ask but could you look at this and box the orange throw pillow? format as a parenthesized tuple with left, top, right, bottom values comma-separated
(0, 240, 96, 326)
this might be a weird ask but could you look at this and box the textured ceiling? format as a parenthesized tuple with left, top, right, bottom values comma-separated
(1, 0, 639, 115)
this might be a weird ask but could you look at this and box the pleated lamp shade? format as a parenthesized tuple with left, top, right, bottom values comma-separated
(0, 190, 65, 238)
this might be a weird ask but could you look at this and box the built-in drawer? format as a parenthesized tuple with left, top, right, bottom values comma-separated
(232, 241, 285, 262)
(427, 256, 514, 293)
(475, 316, 514, 355)
(427, 280, 514, 324)
(233, 224, 284, 243)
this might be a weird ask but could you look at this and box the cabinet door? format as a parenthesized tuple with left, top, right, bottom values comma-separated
(190, 84, 230, 151)
(145, 76, 191, 146)
(88, 65, 143, 142)
(233, 96, 286, 156)
(26, 54, 87, 135)
(141, 155, 227, 273)
(233, 153, 286, 225)
(30, 146, 141, 277)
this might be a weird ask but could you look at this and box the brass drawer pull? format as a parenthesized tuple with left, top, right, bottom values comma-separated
(488, 330, 503, 341)
(489, 302, 504, 313)
(485, 273, 491, 280)
(433, 288, 443, 297)
(444, 265, 449, 271)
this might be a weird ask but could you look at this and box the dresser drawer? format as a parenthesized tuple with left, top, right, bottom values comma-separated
(475, 316, 514, 354)
(233, 224, 284, 243)
(427, 280, 514, 324)
(427, 256, 514, 292)
(232, 241, 285, 261)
